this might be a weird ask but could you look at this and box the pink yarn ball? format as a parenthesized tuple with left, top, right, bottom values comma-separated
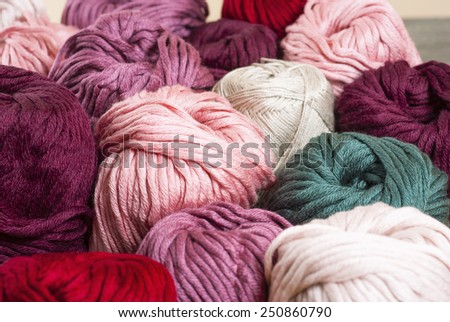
(91, 86, 276, 254)
(282, 0, 422, 96)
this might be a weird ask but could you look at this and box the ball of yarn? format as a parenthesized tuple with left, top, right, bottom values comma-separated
(282, 0, 422, 96)
(137, 202, 291, 302)
(214, 59, 335, 174)
(0, 252, 177, 301)
(264, 132, 449, 225)
(0, 0, 45, 30)
(265, 203, 450, 301)
(91, 86, 276, 254)
(0, 66, 96, 264)
(0, 18, 77, 76)
(49, 10, 214, 124)
(222, 0, 307, 38)
(337, 61, 450, 195)
(62, 0, 208, 37)
(188, 19, 278, 80)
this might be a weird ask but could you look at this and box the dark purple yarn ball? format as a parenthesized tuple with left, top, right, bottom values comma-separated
(0, 66, 97, 264)
(50, 10, 214, 124)
(188, 18, 279, 80)
(62, 0, 208, 37)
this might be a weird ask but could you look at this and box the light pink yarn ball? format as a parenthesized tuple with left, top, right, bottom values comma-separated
(282, 0, 422, 96)
(91, 85, 276, 253)
(266, 203, 450, 301)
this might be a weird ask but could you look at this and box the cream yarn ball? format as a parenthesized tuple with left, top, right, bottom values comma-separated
(265, 203, 450, 302)
(213, 59, 335, 174)
(0, 0, 45, 30)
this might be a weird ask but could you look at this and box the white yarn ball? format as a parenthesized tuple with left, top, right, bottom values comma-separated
(213, 59, 335, 174)
(0, 0, 46, 30)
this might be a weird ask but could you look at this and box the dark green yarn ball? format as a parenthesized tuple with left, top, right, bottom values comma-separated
(264, 133, 449, 225)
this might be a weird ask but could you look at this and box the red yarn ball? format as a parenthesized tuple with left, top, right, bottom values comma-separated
(222, 0, 307, 38)
(0, 253, 177, 302)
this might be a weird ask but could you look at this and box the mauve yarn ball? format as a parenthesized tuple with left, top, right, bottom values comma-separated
(222, 0, 308, 38)
(337, 61, 450, 195)
(0, 66, 96, 264)
(50, 10, 214, 124)
(137, 203, 291, 302)
(62, 0, 208, 37)
(91, 86, 276, 254)
(264, 132, 449, 225)
(0, 0, 45, 30)
(0, 253, 177, 302)
(188, 19, 278, 80)
(282, 0, 422, 96)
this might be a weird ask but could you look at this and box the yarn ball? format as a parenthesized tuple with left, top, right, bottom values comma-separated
(137, 202, 291, 302)
(264, 132, 449, 225)
(62, 0, 208, 37)
(222, 0, 307, 38)
(49, 10, 214, 124)
(91, 86, 276, 254)
(282, 0, 422, 96)
(188, 19, 278, 80)
(0, 66, 96, 264)
(265, 203, 450, 301)
(0, 252, 177, 301)
(337, 60, 450, 196)
(0, 17, 77, 76)
(0, 0, 45, 30)
(214, 59, 335, 174)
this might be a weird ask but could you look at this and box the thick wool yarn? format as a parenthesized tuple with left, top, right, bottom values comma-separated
(0, 17, 77, 76)
(188, 19, 278, 80)
(222, 0, 307, 38)
(0, 66, 96, 264)
(0, 0, 45, 30)
(50, 11, 214, 124)
(337, 61, 450, 195)
(265, 203, 450, 301)
(282, 0, 422, 96)
(137, 203, 291, 302)
(91, 86, 276, 254)
(264, 133, 449, 225)
(214, 59, 335, 174)
(0, 253, 177, 301)
(62, 0, 208, 37)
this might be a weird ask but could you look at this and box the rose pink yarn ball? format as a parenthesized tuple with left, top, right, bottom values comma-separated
(0, 66, 96, 264)
(49, 10, 214, 124)
(266, 203, 450, 301)
(62, 0, 208, 37)
(137, 203, 291, 302)
(282, 0, 422, 96)
(90, 86, 276, 254)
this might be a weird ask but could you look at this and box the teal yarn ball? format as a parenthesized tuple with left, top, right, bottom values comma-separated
(264, 133, 449, 225)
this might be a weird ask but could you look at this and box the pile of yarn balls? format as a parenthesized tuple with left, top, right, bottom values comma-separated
(0, 0, 449, 302)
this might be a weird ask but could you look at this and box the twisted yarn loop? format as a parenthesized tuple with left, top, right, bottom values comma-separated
(214, 59, 335, 174)
(137, 203, 291, 302)
(0, 253, 177, 301)
(0, 0, 45, 30)
(266, 203, 450, 301)
(91, 86, 276, 254)
(264, 132, 449, 225)
(282, 0, 422, 96)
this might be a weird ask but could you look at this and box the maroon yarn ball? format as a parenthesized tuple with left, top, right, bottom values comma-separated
(137, 203, 291, 302)
(0, 66, 96, 264)
(337, 60, 450, 194)
(187, 19, 279, 80)
(50, 10, 214, 124)
(62, 0, 208, 37)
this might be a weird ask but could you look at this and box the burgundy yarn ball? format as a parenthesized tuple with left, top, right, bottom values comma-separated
(0, 66, 96, 264)
(137, 203, 291, 302)
(337, 61, 450, 194)
(0, 252, 177, 302)
(62, 0, 208, 37)
(188, 19, 278, 80)
(50, 10, 214, 124)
